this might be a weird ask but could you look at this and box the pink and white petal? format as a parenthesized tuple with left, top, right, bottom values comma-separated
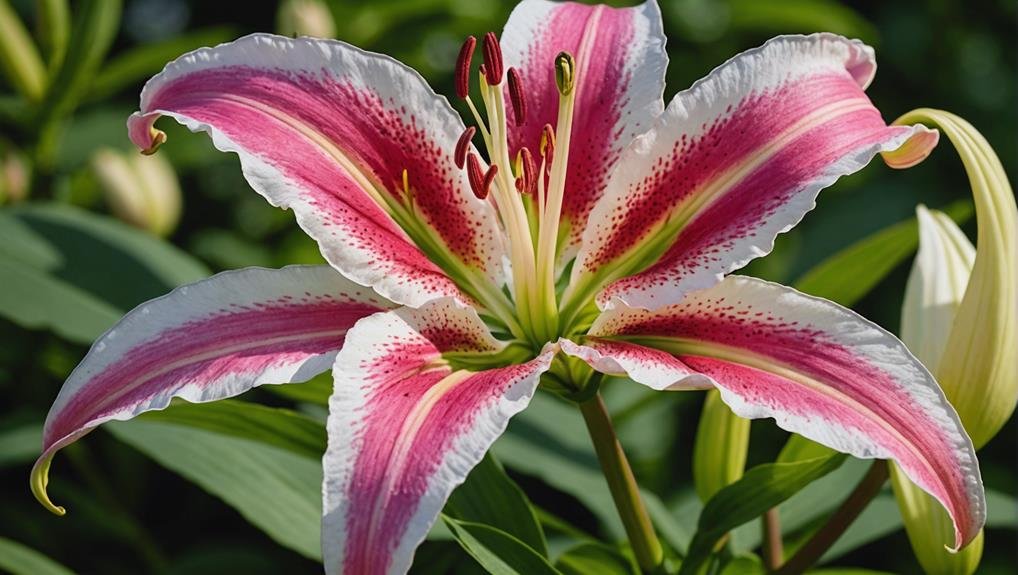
(322, 299, 553, 575)
(502, 0, 667, 269)
(568, 33, 938, 310)
(558, 338, 711, 391)
(33, 265, 392, 514)
(129, 34, 505, 308)
(569, 276, 984, 550)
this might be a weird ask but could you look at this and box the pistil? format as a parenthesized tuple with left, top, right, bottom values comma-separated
(450, 34, 581, 346)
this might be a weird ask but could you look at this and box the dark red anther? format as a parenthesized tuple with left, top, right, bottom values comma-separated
(482, 164, 499, 198)
(519, 147, 536, 195)
(466, 153, 488, 200)
(455, 36, 476, 99)
(507, 67, 527, 126)
(482, 32, 504, 85)
(454, 126, 476, 169)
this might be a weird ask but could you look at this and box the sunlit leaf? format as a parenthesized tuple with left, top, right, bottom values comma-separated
(442, 516, 561, 575)
(491, 393, 690, 553)
(679, 454, 847, 575)
(555, 542, 638, 575)
(728, 0, 877, 42)
(0, 421, 43, 468)
(0, 203, 208, 342)
(108, 417, 322, 560)
(793, 201, 973, 307)
(0, 537, 74, 575)
(447, 453, 548, 556)
(137, 399, 326, 459)
(88, 27, 237, 102)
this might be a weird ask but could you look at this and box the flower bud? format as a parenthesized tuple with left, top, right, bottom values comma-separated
(91, 148, 182, 236)
(276, 0, 335, 39)
(0, 146, 29, 203)
(885, 109, 1018, 574)
(692, 389, 750, 502)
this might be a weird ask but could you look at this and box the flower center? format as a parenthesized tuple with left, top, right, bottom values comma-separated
(453, 32, 578, 347)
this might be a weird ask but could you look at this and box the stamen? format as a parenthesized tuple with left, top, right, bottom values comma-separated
(455, 36, 476, 99)
(519, 147, 536, 195)
(482, 164, 499, 198)
(401, 168, 410, 196)
(507, 67, 527, 126)
(482, 32, 504, 85)
(466, 153, 488, 200)
(555, 52, 575, 96)
(454, 126, 475, 169)
(540, 124, 556, 168)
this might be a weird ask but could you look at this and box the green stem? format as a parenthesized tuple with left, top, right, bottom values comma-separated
(579, 392, 663, 572)
(774, 460, 888, 575)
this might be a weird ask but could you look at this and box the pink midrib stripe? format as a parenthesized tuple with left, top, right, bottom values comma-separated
(48, 301, 378, 446)
(586, 91, 877, 273)
(361, 370, 473, 561)
(610, 331, 954, 504)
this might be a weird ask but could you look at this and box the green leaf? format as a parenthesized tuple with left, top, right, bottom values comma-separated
(728, 0, 876, 42)
(447, 453, 548, 556)
(679, 454, 848, 575)
(108, 415, 322, 560)
(442, 516, 561, 575)
(719, 554, 765, 575)
(806, 565, 895, 569)
(137, 399, 326, 459)
(793, 200, 973, 307)
(492, 393, 690, 553)
(0, 537, 75, 575)
(816, 488, 1018, 563)
(36, 0, 120, 125)
(0, 421, 43, 468)
(88, 27, 236, 102)
(555, 542, 638, 575)
(0, 203, 209, 343)
(0, 0, 47, 102)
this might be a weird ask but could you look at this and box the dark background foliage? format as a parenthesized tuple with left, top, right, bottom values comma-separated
(0, 0, 1015, 573)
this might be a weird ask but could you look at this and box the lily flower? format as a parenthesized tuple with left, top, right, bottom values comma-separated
(32, 1, 985, 572)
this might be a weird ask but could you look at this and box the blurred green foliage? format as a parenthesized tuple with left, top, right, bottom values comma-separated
(0, 0, 1014, 573)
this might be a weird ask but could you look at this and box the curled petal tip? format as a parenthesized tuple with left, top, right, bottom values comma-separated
(128, 111, 167, 155)
(30, 453, 66, 516)
(883, 125, 940, 169)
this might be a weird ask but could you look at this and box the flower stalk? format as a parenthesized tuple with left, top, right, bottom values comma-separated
(579, 391, 663, 572)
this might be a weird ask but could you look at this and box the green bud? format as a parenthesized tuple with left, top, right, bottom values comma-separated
(277, 0, 335, 39)
(692, 390, 750, 502)
(885, 109, 1018, 573)
(91, 148, 181, 236)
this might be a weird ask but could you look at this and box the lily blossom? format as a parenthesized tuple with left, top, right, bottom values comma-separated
(33, 1, 985, 572)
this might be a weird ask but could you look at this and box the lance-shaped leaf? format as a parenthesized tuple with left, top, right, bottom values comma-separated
(129, 34, 507, 309)
(565, 33, 937, 312)
(32, 265, 391, 514)
(680, 454, 847, 575)
(501, 0, 668, 269)
(322, 298, 553, 575)
(562, 275, 984, 550)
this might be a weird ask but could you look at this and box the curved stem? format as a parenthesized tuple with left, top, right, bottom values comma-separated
(762, 508, 783, 571)
(774, 460, 888, 575)
(579, 392, 664, 572)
